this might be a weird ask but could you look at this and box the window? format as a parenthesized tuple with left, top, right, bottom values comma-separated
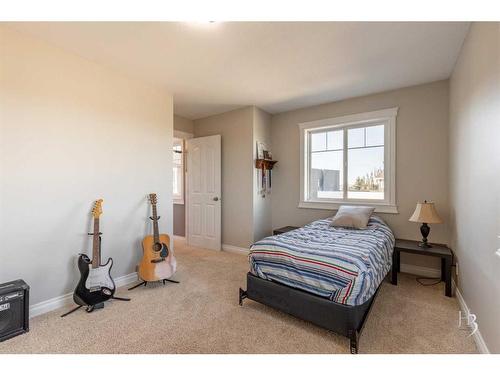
(299, 108, 398, 213)
(173, 138, 184, 204)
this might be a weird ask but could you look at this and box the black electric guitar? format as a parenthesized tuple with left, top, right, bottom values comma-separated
(73, 199, 116, 308)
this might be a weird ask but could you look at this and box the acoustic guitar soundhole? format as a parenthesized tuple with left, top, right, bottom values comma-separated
(153, 242, 163, 252)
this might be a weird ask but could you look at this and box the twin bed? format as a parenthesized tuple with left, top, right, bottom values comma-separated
(239, 215, 395, 354)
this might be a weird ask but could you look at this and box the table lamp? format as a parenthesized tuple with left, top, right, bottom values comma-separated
(409, 201, 442, 248)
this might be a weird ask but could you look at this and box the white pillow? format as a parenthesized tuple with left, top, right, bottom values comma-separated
(330, 206, 375, 229)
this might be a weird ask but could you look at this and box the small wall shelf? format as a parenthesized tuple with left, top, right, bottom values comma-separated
(255, 159, 278, 170)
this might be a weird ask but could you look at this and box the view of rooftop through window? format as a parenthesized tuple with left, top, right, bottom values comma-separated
(309, 124, 384, 200)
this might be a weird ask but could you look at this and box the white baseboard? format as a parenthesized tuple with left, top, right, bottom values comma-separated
(29, 291, 74, 318)
(29, 272, 138, 318)
(453, 279, 490, 354)
(222, 244, 249, 255)
(397, 263, 490, 354)
(399, 263, 441, 278)
(173, 235, 186, 241)
(115, 272, 139, 288)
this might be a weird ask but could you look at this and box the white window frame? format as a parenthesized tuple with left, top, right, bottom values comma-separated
(299, 107, 398, 214)
(173, 137, 185, 205)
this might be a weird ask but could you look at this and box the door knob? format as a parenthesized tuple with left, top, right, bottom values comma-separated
(213, 197, 219, 201)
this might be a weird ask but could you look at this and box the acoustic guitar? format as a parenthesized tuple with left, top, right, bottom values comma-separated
(73, 199, 115, 307)
(138, 193, 177, 282)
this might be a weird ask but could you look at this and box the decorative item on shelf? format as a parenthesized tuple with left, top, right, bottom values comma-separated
(409, 200, 443, 248)
(255, 159, 277, 198)
(255, 141, 276, 197)
(254, 159, 278, 170)
(256, 141, 266, 160)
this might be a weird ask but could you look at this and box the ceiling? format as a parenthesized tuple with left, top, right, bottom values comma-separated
(6, 22, 470, 119)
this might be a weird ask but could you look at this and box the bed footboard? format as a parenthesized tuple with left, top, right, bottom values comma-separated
(239, 272, 381, 354)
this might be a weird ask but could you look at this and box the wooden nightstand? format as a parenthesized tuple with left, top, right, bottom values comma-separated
(273, 226, 299, 236)
(391, 239, 453, 297)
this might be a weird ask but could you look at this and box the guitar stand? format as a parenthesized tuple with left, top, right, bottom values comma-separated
(60, 305, 83, 317)
(60, 303, 102, 317)
(128, 279, 180, 291)
(111, 296, 131, 301)
(61, 296, 130, 318)
(62, 231, 131, 318)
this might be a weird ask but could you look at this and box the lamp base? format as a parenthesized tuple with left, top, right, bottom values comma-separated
(418, 241, 432, 248)
(419, 223, 431, 248)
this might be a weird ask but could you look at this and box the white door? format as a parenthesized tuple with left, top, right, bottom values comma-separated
(186, 135, 222, 250)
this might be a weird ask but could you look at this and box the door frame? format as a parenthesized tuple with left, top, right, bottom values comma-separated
(173, 130, 193, 243)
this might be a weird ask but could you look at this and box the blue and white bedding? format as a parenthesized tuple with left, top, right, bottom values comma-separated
(249, 216, 395, 306)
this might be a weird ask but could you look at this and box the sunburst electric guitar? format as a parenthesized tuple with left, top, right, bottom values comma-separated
(138, 193, 177, 282)
(73, 199, 115, 307)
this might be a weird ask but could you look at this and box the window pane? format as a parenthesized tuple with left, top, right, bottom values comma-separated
(173, 139, 183, 165)
(327, 130, 342, 150)
(310, 150, 343, 200)
(348, 127, 365, 148)
(366, 125, 384, 146)
(173, 167, 180, 195)
(311, 131, 327, 152)
(347, 147, 384, 200)
(173, 151, 182, 164)
(173, 137, 184, 200)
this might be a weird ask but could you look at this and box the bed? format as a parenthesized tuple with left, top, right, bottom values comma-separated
(238, 215, 395, 353)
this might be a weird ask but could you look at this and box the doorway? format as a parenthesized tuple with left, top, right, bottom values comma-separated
(185, 135, 222, 250)
(172, 132, 222, 251)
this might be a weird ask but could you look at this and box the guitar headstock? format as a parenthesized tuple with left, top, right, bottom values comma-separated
(92, 199, 103, 219)
(148, 193, 158, 205)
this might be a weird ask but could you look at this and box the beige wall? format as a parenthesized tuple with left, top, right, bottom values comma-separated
(174, 114, 194, 134)
(173, 203, 185, 237)
(449, 22, 500, 353)
(0, 27, 174, 304)
(252, 107, 273, 242)
(193, 106, 273, 247)
(271, 80, 450, 269)
(194, 107, 254, 248)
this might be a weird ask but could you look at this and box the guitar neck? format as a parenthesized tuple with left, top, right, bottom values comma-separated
(152, 203, 160, 243)
(91, 218, 101, 268)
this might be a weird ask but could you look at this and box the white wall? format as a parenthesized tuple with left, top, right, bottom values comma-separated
(0, 27, 174, 304)
(270, 80, 450, 269)
(449, 22, 500, 353)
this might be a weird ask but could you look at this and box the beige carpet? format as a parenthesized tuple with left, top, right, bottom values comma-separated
(0, 238, 477, 354)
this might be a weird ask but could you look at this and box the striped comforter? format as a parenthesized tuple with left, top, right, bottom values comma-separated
(249, 216, 394, 306)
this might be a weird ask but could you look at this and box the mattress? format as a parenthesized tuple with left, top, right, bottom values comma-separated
(249, 216, 394, 306)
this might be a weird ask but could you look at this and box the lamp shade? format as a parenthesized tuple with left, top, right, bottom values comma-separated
(409, 201, 443, 224)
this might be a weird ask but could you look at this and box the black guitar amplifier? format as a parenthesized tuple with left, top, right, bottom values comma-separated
(0, 280, 29, 342)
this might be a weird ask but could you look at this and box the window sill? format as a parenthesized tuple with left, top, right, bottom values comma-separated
(298, 201, 399, 214)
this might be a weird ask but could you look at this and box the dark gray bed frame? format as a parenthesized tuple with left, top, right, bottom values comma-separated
(239, 272, 383, 354)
